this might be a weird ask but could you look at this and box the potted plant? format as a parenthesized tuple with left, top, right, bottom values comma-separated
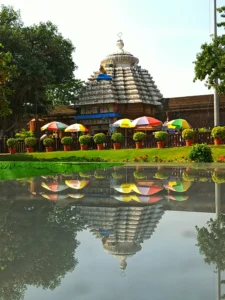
(133, 170, 146, 180)
(43, 138, 54, 152)
(6, 138, 18, 154)
(94, 170, 105, 179)
(93, 133, 106, 150)
(111, 133, 124, 150)
(79, 135, 91, 150)
(211, 126, 225, 145)
(133, 132, 147, 149)
(182, 129, 195, 146)
(212, 171, 225, 183)
(154, 131, 168, 148)
(61, 136, 73, 151)
(24, 137, 36, 153)
(154, 170, 169, 180)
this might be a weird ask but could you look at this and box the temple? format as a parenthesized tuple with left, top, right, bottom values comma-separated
(76, 34, 163, 134)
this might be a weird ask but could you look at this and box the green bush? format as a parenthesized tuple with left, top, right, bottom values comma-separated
(154, 170, 169, 180)
(43, 138, 54, 147)
(133, 170, 146, 179)
(24, 137, 36, 147)
(154, 131, 168, 141)
(6, 138, 18, 148)
(188, 144, 213, 162)
(211, 126, 225, 139)
(61, 136, 73, 145)
(93, 133, 106, 144)
(198, 127, 211, 133)
(79, 135, 91, 145)
(133, 132, 147, 142)
(212, 171, 225, 183)
(94, 170, 105, 179)
(79, 171, 91, 178)
(15, 129, 34, 141)
(182, 129, 195, 140)
(112, 171, 124, 179)
(111, 133, 124, 143)
(182, 172, 195, 182)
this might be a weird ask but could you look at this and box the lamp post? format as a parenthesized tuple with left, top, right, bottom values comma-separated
(213, 0, 220, 126)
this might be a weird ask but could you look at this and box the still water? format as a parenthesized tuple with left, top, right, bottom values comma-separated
(0, 165, 224, 300)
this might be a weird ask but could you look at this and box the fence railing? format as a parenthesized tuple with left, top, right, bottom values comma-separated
(0, 133, 219, 154)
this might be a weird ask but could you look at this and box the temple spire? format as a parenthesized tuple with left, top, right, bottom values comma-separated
(116, 32, 124, 52)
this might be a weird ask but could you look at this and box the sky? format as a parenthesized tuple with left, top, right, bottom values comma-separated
(1, 0, 224, 97)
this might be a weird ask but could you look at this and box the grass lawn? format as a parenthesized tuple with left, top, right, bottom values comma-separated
(0, 145, 225, 162)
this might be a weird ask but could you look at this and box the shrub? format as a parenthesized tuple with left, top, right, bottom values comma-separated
(182, 129, 195, 140)
(112, 171, 124, 179)
(79, 135, 91, 145)
(154, 170, 169, 180)
(133, 171, 146, 179)
(43, 138, 54, 147)
(94, 170, 105, 179)
(15, 129, 34, 141)
(24, 137, 37, 147)
(198, 127, 211, 133)
(79, 171, 91, 178)
(211, 126, 225, 139)
(93, 133, 106, 144)
(61, 136, 73, 145)
(6, 138, 18, 148)
(111, 133, 124, 143)
(154, 131, 168, 141)
(188, 144, 213, 162)
(182, 172, 195, 182)
(212, 171, 225, 183)
(133, 132, 147, 142)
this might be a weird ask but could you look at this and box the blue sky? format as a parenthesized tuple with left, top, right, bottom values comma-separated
(2, 0, 224, 97)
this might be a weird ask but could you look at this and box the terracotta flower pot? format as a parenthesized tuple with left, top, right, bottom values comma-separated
(63, 145, 71, 151)
(113, 143, 121, 150)
(26, 147, 34, 153)
(9, 147, 16, 154)
(214, 138, 222, 145)
(157, 141, 165, 149)
(46, 147, 53, 152)
(135, 142, 142, 149)
(80, 144, 88, 150)
(97, 144, 104, 150)
(185, 140, 193, 146)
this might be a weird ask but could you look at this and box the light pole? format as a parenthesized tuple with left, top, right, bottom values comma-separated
(213, 0, 220, 126)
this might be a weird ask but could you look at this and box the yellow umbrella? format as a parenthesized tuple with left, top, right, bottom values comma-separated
(65, 180, 89, 189)
(166, 119, 191, 129)
(41, 182, 68, 192)
(65, 123, 88, 132)
(164, 181, 192, 192)
(112, 183, 136, 193)
(68, 194, 84, 199)
(112, 119, 135, 128)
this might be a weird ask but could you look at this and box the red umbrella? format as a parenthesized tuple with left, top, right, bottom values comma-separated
(131, 116, 162, 127)
(41, 182, 68, 192)
(132, 185, 163, 195)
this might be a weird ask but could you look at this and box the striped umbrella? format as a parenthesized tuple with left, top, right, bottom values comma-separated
(165, 195, 189, 201)
(112, 119, 135, 128)
(41, 121, 68, 131)
(166, 119, 191, 129)
(113, 195, 163, 203)
(41, 182, 68, 192)
(42, 194, 68, 201)
(65, 180, 89, 189)
(65, 123, 88, 132)
(164, 181, 192, 193)
(68, 194, 84, 199)
(131, 116, 162, 127)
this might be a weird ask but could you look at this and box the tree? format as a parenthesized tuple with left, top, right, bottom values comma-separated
(0, 5, 81, 132)
(0, 44, 18, 116)
(193, 6, 225, 94)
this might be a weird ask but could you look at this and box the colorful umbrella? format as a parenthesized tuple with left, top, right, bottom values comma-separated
(166, 119, 191, 129)
(164, 181, 192, 193)
(112, 119, 135, 128)
(41, 182, 68, 192)
(41, 121, 68, 131)
(65, 180, 89, 189)
(42, 194, 68, 200)
(112, 183, 163, 195)
(65, 123, 88, 132)
(113, 194, 163, 203)
(68, 194, 84, 199)
(131, 116, 162, 127)
(165, 195, 189, 201)
(112, 183, 136, 194)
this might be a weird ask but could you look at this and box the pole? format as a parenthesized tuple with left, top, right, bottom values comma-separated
(215, 182, 221, 300)
(213, 0, 220, 126)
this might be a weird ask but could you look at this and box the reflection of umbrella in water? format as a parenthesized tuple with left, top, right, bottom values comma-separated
(68, 194, 84, 199)
(112, 183, 136, 194)
(65, 180, 89, 189)
(164, 181, 192, 193)
(42, 194, 68, 200)
(113, 194, 163, 203)
(165, 195, 189, 201)
(41, 182, 68, 192)
(41, 121, 68, 131)
(112, 183, 163, 195)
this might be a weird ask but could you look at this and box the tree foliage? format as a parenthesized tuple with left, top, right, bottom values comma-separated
(194, 6, 225, 94)
(0, 5, 82, 131)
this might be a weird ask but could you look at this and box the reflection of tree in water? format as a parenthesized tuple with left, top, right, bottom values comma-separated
(196, 214, 225, 299)
(0, 200, 84, 300)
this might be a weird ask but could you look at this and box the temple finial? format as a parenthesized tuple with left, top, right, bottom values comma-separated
(116, 32, 124, 52)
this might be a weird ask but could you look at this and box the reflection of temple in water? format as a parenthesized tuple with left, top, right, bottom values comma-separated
(79, 204, 164, 269)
